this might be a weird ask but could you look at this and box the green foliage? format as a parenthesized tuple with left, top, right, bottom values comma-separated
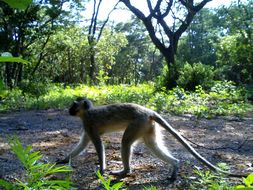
(19, 80, 49, 99)
(96, 170, 125, 190)
(215, 1, 253, 85)
(235, 174, 253, 189)
(0, 56, 29, 64)
(31, 26, 128, 85)
(19, 80, 50, 99)
(96, 29, 128, 85)
(177, 62, 215, 91)
(1, 0, 252, 91)
(96, 170, 157, 190)
(155, 64, 169, 91)
(192, 167, 233, 190)
(0, 83, 252, 117)
(2, 0, 32, 10)
(177, 8, 218, 66)
(0, 136, 74, 190)
(216, 33, 253, 84)
(144, 185, 157, 190)
(114, 18, 162, 84)
(0, 79, 8, 99)
(191, 165, 253, 190)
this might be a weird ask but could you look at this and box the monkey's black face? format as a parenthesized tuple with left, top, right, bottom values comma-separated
(69, 101, 80, 116)
(69, 98, 93, 117)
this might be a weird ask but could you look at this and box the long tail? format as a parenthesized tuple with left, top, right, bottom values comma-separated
(151, 113, 249, 178)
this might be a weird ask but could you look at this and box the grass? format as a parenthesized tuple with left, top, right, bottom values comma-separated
(0, 82, 252, 118)
(0, 136, 74, 190)
(191, 164, 253, 190)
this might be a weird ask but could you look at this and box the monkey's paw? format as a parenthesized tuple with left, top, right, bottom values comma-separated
(110, 169, 130, 178)
(55, 158, 69, 164)
(168, 166, 178, 182)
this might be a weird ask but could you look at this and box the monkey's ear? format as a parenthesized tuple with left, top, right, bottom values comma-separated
(76, 97, 84, 102)
(80, 99, 93, 110)
(82, 100, 90, 110)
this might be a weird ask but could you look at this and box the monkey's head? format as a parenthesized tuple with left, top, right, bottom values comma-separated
(69, 97, 93, 117)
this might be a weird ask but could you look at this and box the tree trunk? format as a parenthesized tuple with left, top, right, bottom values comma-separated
(5, 63, 13, 89)
(164, 45, 178, 89)
(80, 58, 86, 83)
(89, 49, 96, 85)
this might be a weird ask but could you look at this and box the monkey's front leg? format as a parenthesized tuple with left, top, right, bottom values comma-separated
(57, 132, 90, 164)
(90, 132, 106, 174)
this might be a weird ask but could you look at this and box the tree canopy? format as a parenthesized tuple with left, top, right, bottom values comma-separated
(0, 0, 252, 90)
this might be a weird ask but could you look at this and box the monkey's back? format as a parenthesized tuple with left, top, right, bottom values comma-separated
(85, 103, 155, 134)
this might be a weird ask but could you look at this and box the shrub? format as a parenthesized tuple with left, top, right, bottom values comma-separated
(192, 163, 253, 190)
(19, 79, 50, 99)
(96, 170, 125, 190)
(177, 62, 215, 91)
(0, 136, 74, 190)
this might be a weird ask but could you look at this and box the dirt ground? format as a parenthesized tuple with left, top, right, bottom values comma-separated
(0, 109, 253, 189)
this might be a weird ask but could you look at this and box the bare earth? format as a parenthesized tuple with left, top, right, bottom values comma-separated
(0, 109, 252, 189)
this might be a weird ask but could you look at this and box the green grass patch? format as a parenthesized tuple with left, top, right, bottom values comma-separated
(0, 82, 252, 117)
(0, 136, 73, 190)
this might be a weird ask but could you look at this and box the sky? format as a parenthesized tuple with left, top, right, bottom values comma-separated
(82, 0, 238, 23)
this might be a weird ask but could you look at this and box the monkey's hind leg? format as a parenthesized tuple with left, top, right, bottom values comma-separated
(143, 126, 179, 180)
(110, 122, 142, 177)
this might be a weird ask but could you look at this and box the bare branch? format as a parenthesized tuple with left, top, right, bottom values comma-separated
(120, 0, 147, 20)
(88, 0, 97, 40)
(121, 0, 212, 69)
(97, 0, 120, 41)
(146, 0, 153, 14)
(92, 0, 102, 36)
(194, 0, 212, 12)
(120, 0, 168, 55)
(174, 0, 212, 42)
(154, 0, 163, 13)
(161, 0, 173, 18)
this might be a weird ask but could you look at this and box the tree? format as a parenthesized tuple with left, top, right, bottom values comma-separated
(215, 0, 253, 84)
(31, 26, 89, 83)
(177, 8, 218, 66)
(0, 0, 79, 88)
(86, 0, 119, 84)
(113, 17, 163, 84)
(29, 25, 127, 84)
(119, 0, 212, 88)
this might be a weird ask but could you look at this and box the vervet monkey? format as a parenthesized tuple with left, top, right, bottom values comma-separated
(57, 97, 249, 179)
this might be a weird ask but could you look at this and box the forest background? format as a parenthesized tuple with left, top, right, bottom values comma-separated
(0, 0, 253, 116)
(0, 0, 253, 189)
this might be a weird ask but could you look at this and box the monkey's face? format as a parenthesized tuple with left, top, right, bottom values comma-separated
(69, 98, 91, 117)
(69, 101, 82, 116)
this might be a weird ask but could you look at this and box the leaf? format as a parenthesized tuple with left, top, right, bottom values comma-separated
(47, 165, 72, 174)
(235, 186, 253, 190)
(37, 179, 72, 188)
(111, 181, 124, 190)
(0, 179, 14, 190)
(0, 56, 29, 64)
(96, 170, 111, 189)
(1, 0, 32, 10)
(243, 174, 253, 187)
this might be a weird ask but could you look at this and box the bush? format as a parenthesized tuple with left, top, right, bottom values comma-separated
(0, 83, 252, 117)
(96, 170, 125, 190)
(0, 136, 74, 190)
(177, 62, 215, 91)
(19, 79, 50, 99)
(192, 164, 253, 190)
